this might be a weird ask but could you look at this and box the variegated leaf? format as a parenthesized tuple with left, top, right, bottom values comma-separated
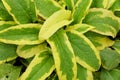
(0, 0, 13, 21)
(112, 40, 120, 54)
(35, 0, 62, 19)
(0, 24, 42, 45)
(63, 0, 74, 10)
(17, 43, 47, 58)
(77, 64, 93, 80)
(39, 10, 72, 41)
(2, 0, 37, 24)
(47, 29, 77, 80)
(67, 30, 101, 71)
(0, 42, 17, 64)
(100, 48, 120, 70)
(0, 21, 16, 31)
(19, 49, 55, 80)
(66, 24, 94, 34)
(72, 0, 92, 24)
(109, 0, 120, 11)
(83, 8, 120, 38)
(91, 0, 116, 9)
(85, 32, 114, 50)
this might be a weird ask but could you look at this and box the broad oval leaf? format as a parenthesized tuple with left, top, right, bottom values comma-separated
(83, 8, 120, 37)
(17, 43, 47, 59)
(2, 0, 37, 24)
(35, 0, 62, 19)
(0, 42, 17, 64)
(77, 64, 93, 80)
(100, 48, 120, 70)
(67, 30, 101, 71)
(19, 49, 55, 80)
(39, 10, 72, 41)
(47, 29, 77, 80)
(0, 24, 42, 45)
(72, 0, 92, 24)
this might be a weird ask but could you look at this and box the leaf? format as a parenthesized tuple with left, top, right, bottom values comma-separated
(0, 24, 42, 45)
(17, 43, 47, 59)
(0, 64, 21, 80)
(0, 0, 13, 21)
(19, 49, 55, 80)
(77, 64, 93, 80)
(91, 0, 116, 9)
(100, 48, 120, 70)
(2, 0, 37, 24)
(100, 69, 114, 80)
(85, 31, 114, 50)
(39, 10, 72, 41)
(47, 29, 77, 80)
(83, 8, 120, 37)
(67, 31, 101, 71)
(66, 24, 94, 34)
(35, 0, 62, 19)
(112, 40, 120, 54)
(0, 42, 17, 64)
(72, 0, 92, 24)
(109, 69, 120, 80)
(0, 21, 16, 31)
(63, 0, 74, 10)
(109, 0, 120, 11)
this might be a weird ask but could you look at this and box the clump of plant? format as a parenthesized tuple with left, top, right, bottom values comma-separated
(0, 0, 120, 80)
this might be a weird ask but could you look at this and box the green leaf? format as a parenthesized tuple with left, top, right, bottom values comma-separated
(77, 64, 93, 80)
(83, 8, 120, 37)
(47, 29, 77, 80)
(85, 32, 114, 50)
(63, 0, 74, 10)
(0, 21, 16, 31)
(66, 24, 94, 34)
(112, 40, 120, 54)
(17, 43, 47, 59)
(100, 69, 114, 80)
(100, 48, 120, 70)
(2, 0, 37, 24)
(0, 64, 21, 80)
(0, 0, 13, 21)
(67, 31, 101, 71)
(0, 24, 42, 45)
(39, 10, 72, 41)
(35, 0, 62, 19)
(109, 69, 120, 80)
(0, 42, 17, 64)
(72, 0, 92, 24)
(19, 49, 55, 80)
